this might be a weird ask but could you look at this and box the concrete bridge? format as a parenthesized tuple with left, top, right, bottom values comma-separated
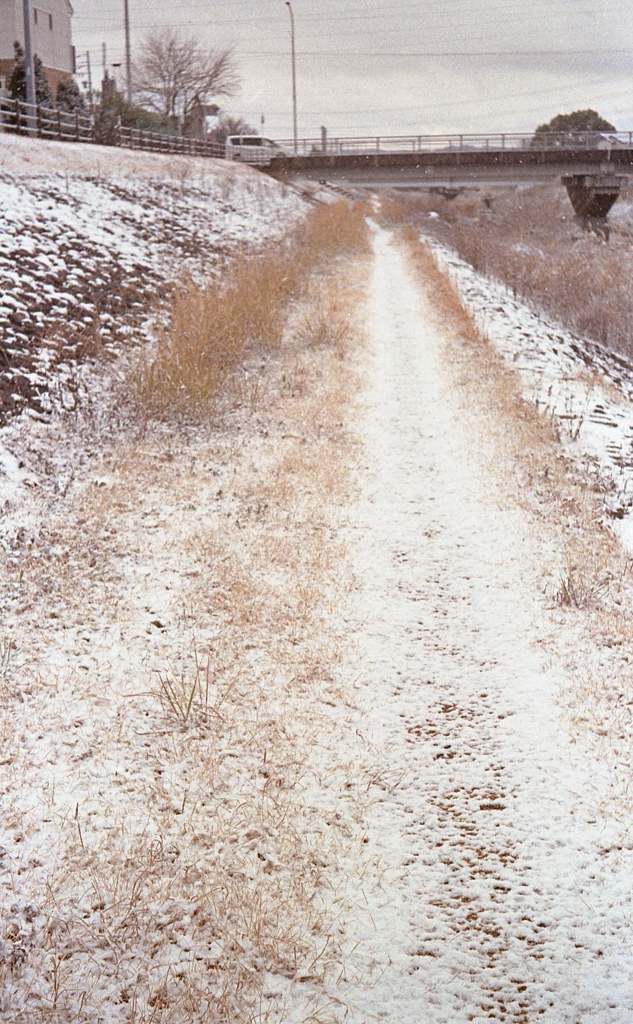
(266, 131, 633, 190)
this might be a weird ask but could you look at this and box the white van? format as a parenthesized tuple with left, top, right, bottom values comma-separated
(225, 135, 283, 164)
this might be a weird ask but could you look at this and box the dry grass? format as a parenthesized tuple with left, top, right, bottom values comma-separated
(0, 212, 371, 1023)
(376, 196, 408, 225)
(386, 186, 633, 361)
(292, 278, 358, 354)
(298, 201, 371, 259)
(135, 202, 371, 416)
(135, 252, 303, 414)
(548, 557, 616, 609)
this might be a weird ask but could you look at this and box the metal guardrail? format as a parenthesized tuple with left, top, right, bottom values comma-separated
(0, 98, 225, 159)
(274, 131, 633, 157)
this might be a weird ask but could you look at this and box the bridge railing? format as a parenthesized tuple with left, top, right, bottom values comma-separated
(275, 131, 633, 157)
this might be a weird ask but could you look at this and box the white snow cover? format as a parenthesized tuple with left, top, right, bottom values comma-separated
(2, 137, 633, 1020)
(0, 133, 306, 417)
(332, 229, 633, 1022)
(427, 235, 633, 550)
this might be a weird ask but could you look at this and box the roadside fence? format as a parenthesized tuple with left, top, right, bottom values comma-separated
(0, 98, 225, 159)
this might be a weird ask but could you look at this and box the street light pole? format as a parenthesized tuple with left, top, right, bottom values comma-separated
(285, 1, 297, 153)
(123, 0, 132, 102)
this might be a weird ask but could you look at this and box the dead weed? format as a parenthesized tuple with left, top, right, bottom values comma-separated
(134, 202, 370, 417)
(0, 214, 370, 1023)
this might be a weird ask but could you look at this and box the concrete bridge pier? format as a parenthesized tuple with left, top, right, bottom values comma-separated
(561, 173, 628, 240)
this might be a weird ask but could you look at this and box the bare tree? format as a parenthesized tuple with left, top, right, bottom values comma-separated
(133, 28, 240, 123)
(209, 114, 258, 145)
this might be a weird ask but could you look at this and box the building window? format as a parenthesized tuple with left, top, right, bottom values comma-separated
(33, 7, 37, 23)
(49, 13, 53, 29)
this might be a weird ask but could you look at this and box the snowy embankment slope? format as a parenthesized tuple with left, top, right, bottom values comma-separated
(0, 134, 305, 420)
(428, 236, 633, 550)
(0, 131, 307, 608)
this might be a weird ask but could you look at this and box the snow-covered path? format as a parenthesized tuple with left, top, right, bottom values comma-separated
(340, 229, 633, 1023)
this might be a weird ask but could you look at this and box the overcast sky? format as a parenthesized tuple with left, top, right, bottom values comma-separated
(70, 0, 633, 140)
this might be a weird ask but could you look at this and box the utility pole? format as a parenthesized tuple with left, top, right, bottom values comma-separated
(22, 0, 36, 112)
(285, 1, 297, 153)
(123, 0, 132, 102)
(86, 51, 93, 111)
(102, 42, 107, 76)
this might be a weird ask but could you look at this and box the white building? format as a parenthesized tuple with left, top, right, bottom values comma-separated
(0, 0, 74, 99)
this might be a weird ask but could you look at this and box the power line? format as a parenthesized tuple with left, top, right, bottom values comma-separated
(74, 40, 633, 61)
(237, 76, 628, 120)
(234, 48, 633, 57)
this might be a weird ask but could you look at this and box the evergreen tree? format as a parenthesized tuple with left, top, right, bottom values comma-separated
(8, 41, 54, 106)
(7, 42, 25, 99)
(532, 109, 616, 147)
(56, 77, 85, 112)
(92, 90, 175, 145)
(535, 109, 616, 134)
